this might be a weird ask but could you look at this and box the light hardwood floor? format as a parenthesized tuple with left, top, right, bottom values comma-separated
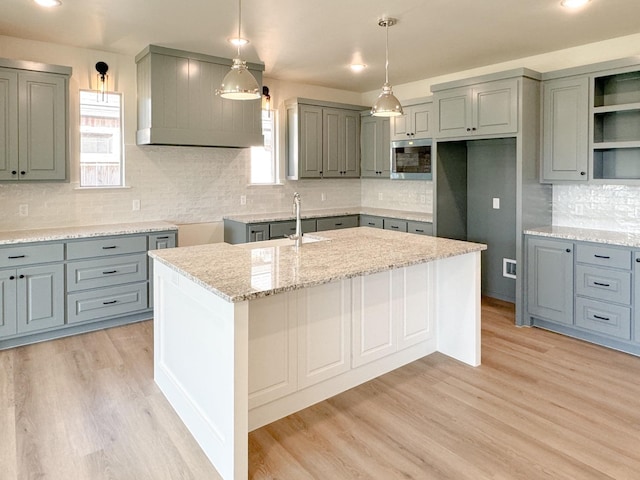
(2, 298, 640, 479)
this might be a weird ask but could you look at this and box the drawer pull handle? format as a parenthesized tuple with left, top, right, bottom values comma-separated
(415, 229, 424, 233)
(593, 281, 611, 287)
(335, 223, 343, 226)
(156, 236, 169, 239)
(368, 222, 375, 226)
(102, 270, 118, 275)
(594, 254, 610, 259)
(391, 226, 399, 229)
(8, 255, 26, 259)
(102, 246, 117, 250)
(593, 314, 610, 321)
(103, 300, 118, 305)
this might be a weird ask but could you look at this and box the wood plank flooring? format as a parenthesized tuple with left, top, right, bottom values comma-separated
(3, 298, 640, 479)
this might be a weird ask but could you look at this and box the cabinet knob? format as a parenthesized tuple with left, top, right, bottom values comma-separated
(636, 258, 640, 263)
(471, 127, 477, 131)
(566, 248, 571, 253)
(19, 274, 25, 279)
(466, 128, 471, 132)
(11, 170, 17, 175)
(20, 171, 26, 175)
(580, 171, 586, 176)
(9, 276, 15, 280)
(406, 133, 411, 136)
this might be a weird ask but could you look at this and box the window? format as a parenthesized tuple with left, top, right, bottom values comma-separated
(250, 109, 277, 184)
(79, 90, 124, 187)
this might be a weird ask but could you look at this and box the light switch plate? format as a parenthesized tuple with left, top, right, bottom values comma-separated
(492, 198, 500, 209)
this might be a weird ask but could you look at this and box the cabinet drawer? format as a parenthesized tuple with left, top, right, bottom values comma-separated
(269, 219, 316, 239)
(575, 265, 631, 305)
(0, 243, 64, 268)
(575, 297, 631, 340)
(67, 235, 147, 260)
(67, 253, 148, 292)
(576, 244, 631, 269)
(316, 216, 358, 231)
(360, 215, 383, 229)
(407, 221, 433, 236)
(384, 218, 408, 232)
(149, 232, 177, 250)
(67, 283, 148, 324)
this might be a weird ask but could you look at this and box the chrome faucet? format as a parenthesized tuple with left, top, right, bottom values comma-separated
(289, 192, 302, 247)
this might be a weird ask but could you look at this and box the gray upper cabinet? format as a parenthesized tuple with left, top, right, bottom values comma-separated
(526, 237, 574, 326)
(286, 98, 365, 180)
(360, 113, 390, 178)
(135, 45, 264, 148)
(390, 101, 432, 141)
(0, 59, 70, 182)
(434, 78, 518, 138)
(541, 76, 589, 182)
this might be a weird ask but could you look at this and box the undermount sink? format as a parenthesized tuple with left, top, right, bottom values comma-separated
(234, 234, 328, 249)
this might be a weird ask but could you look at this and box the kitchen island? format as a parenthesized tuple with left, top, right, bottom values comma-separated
(149, 227, 486, 480)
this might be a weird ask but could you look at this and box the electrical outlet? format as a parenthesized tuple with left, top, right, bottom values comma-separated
(19, 204, 28, 216)
(378, 192, 383, 201)
(132, 199, 141, 211)
(321, 192, 326, 201)
(240, 195, 246, 205)
(492, 198, 500, 209)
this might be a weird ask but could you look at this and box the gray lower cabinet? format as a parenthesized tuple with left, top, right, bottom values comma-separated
(384, 218, 408, 232)
(526, 237, 574, 325)
(407, 221, 433, 236)
(527, 235, 640, 355)
(359, 215, 433, 236)
(0, 229, 177, 348)
(316, 216, 359, 231)
(541, 76, 589, 182)
(0, 61, 70, 182)
(359, 215, 383, 229)
(269, 219, 316, 239)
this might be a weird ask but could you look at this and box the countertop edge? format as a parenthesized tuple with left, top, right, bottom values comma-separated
(224, 208, 433, 224)
(524, 226, 640, 248)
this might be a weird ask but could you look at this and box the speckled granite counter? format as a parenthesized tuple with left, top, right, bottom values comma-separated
(525, 226, 640, 248)
(0, 221, 178, 245)
(224, 207, 433, 224)
(149, 226, 485, 302)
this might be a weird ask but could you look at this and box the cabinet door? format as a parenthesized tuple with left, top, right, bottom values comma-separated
(297, 280, 351, 388)
(342, 110, 360, 177)
(410, 103, 432, 139)
(0, 69, 18, 181)
(17, 263, 64, 333)
(18, 71, 67, 180)
(436, 87, 471, 137)
(473, 79, 518, 136)
(298, 105, 323, 178)
(0, 269, 17, 337)
(360, 116, 390, 177)
(542, 76, 589, 181)
(148, 232, 177, 305)
(634, 252, 640, 344)
(390, 111, 410, 141)
(322, 108, 343, 178)
(249, 224, 269, 242)
(352, 270, 396, 367)
(527, 237, 574, 325)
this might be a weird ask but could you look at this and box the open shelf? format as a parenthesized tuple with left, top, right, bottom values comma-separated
(594, 71, 640, 107)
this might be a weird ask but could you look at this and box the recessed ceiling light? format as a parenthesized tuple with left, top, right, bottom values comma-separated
(350, 64, 367, 72)
(561, 0, 590, 8)
(228, 37, 249, 47)
(34, 0, 62, 7)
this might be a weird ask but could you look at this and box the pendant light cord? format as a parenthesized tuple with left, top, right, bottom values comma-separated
(385, 20, 389, 85)
(237, 0, 242, 58)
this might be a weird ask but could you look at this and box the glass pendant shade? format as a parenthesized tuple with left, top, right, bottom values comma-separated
(371, 83, 403, 117)
(218, 58, 260, 99)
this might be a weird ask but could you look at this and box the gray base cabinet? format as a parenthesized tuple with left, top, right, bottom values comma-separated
(359, 214, 433, 236)
(0, 229, 177, 349)
(0, 59, 70, 182)
(526, 235, 640, 355)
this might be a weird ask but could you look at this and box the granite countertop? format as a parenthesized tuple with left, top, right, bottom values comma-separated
(149, 226, 485, 303)
(524, 226, 640, 248)
(0, 221, 178, 245)
(224, 207, 433, 224)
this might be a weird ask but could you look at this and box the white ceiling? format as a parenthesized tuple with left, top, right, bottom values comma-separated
(2, 0, 640, 92)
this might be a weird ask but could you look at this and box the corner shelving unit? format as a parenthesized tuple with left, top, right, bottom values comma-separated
(592, 69, 640, 180)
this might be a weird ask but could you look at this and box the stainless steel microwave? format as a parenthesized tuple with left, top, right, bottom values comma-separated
(390, 138, 432, 180)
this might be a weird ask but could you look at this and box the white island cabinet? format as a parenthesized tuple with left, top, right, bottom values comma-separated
(149, 227, 485, 480)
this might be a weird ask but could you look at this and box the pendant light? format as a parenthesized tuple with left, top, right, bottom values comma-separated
(371, 18, 403, 117)
(216, 0, 260, 100)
